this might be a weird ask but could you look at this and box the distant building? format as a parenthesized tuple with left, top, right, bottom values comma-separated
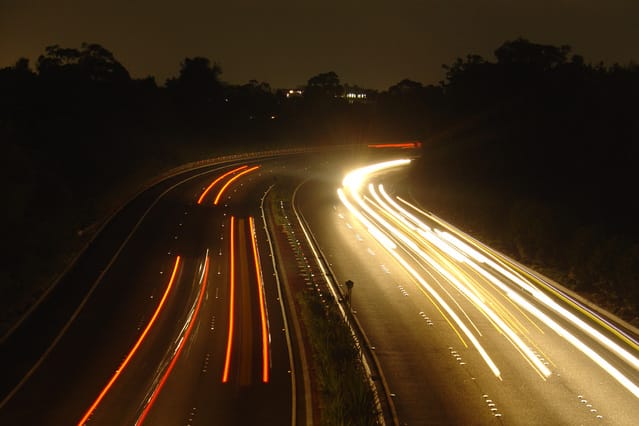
(342, 85, 375, 104)
(344, 92, 367, 102)
(285, 89, 303, 98)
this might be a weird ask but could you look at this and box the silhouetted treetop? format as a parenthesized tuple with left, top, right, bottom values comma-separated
(245, 79, 271, 93)
(388, 79, 424, 95)
(0, 57, 35, 86)
(78, 43, 130, 82)
(165, 57, 223, 105)
(36, 43, 129, 82)
(305, 71, 344, 99)
(495, 37, 571, 71)
(13, 58, 32, 73)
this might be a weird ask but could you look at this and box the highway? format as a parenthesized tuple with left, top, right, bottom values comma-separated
(3, 148, 639, 425)
(297, 157, 639, 425)
(0, 156, 303, 425)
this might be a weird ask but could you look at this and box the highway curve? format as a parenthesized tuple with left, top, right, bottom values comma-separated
(0, 154, 315, 425)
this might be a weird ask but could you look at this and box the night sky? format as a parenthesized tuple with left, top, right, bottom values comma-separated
(1, 0, 637, 89)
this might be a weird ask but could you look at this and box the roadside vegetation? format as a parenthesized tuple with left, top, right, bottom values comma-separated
(298, 290, 377, 426)
(266, 179, 377, 425)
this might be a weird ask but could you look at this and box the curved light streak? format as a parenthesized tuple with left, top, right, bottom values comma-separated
(368, 182, 547, 377)
(342, 159, 410, 192)
(396, 197, 639, 375)
(369, 170, 639, 397)
(197, 165, 248, 204)
(78, 256, 181, 425)
(399, 197, 639, 350)
(339, 164, 503, 379)
(371, 184, 551, 377)
(510, 291, 639, 398)
(213, 165, 260, 205)
(137, 254, 209, 424)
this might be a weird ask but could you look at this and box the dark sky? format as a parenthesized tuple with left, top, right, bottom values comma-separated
(1, 0, 637, 89)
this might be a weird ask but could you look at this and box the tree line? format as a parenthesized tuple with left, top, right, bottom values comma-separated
(1, 38, 638, 331)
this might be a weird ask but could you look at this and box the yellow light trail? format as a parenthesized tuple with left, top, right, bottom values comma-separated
(400, 198, 639, 373)
(395, 184, 639, 397)
(367, 183, 551, 378)
(338, 184, 501, 378)
(341, 159, 639, 398)
(510, 291, 639, 398)
(399, 197, 639, 351)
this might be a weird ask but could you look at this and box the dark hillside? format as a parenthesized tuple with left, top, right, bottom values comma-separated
(411, 39, 639, 324)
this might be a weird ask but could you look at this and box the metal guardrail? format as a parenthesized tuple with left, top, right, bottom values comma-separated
(291, 180, 399, 426)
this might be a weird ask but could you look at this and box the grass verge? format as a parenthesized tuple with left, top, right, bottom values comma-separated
(298, 290, 377, 425)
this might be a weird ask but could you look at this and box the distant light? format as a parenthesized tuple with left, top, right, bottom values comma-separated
(285, 89, 303, 98)
(368, 141, 422, 149)
(345, 92, 367, 100)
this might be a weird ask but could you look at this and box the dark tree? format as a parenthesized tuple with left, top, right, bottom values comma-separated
(494, 38, 570, 71)
(13, 57, 31, 73)
(388, 79, 424, 95)
(165, 57, 223, 107)
(36, 43, 129, 82)
(305, 71, 344, 99)
(77, 43, 130, 82)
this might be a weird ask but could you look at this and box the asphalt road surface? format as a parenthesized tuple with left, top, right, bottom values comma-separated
(1, 156, 305, 425)
(4, 148, 638, 426)
(296, 157, 639, 425)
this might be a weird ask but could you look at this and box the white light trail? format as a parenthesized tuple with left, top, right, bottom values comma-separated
(339, 161, 502, 379)
(338, 158, 639, 397)
(398, 199, 639, 374)
(394, 188, 639, 397)
(369, 183, 550, 378)
(509, 291, 639, 399)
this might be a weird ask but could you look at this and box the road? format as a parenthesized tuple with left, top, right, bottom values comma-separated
(0, 155, 304, 425)
(297, 157, 639, 425)
(3, 149, 638, 425)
